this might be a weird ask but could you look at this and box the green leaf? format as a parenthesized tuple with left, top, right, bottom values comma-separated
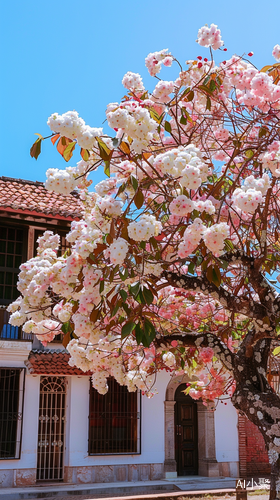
(206, 265, 213, 283)
(119, 289, 128, 302)
(188, 262, 195, 275)
(129, 281, 141, 297)
(142, 286, 154, 305)
(80, 148, 89, 161)
(185, 90, 194, 101)
(119, 268, 128, 281)
(135, 323, 143, 344)
(96, 137, 111, 156)
(224, 239, 234, 251)
(165, 121, 172, 134)
(209, 80, 216, 92)
(121, 321, 136, 339)
(112, 303, 120, 316)
(180, 87, 191, 98)
(212, 265, 221, 287)
(184, 385, 191, 395)
(150, 109, 164, 124)
(198, 84, 213, 95)
(273, 346, 280, 356)
(245, 149, 254, 159)
(180, 115, 187, 125)
(30, 137, 42, 160)
(135, 289, 145, 304)
(134, 190, 144, 209)
(63, 141, 76, 162)
(99, 280, 105, 293)
(259, 127, 268, 138)
(104, 160, 110, 177)
(206, 96, 211, 111)
(61, 321, 71, 335)
(143, 318, 156, 347)
(131, 175, 138, 191)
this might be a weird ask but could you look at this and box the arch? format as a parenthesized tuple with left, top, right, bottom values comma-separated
(164, 375, 220, 477)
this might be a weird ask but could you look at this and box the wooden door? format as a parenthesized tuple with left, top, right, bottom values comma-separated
(175, 384, 198, 476)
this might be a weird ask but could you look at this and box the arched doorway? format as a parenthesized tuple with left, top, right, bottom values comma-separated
(164, 375, 219, 477)
(175, 384, 198, 475)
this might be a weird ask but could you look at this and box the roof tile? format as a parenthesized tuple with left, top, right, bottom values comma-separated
(25, 349, 91, 376)
(0, 177, 81, 219)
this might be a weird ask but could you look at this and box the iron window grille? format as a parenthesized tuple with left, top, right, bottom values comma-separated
(0, 225, 29, 341)
(37, 376, 66, 482)
(88, 378, 141, 455)
(0, 225, 27, 306)
(0, 368, 25, 459)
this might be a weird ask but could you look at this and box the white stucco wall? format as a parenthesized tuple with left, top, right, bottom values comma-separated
(66, 371, 171, 467)
(214, 398, 239, 462)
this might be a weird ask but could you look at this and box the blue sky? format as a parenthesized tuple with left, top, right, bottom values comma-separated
(1, 0, 280, 186)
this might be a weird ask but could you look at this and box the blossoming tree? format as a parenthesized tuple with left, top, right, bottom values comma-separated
(9, 24, 280, 499)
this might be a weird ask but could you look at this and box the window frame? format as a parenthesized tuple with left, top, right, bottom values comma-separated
(88, 378, 141, 456)
(0, 224, 28, 306)
(0, 367, 25, 460)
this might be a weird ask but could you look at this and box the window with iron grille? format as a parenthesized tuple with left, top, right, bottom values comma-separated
(88, 378, 141, 455)
(0, 226, 29, 340)
(0, 226, 27, 305)
(0, 368, 25, 459)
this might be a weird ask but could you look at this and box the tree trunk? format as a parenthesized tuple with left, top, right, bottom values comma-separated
(232, 338, 280, 500)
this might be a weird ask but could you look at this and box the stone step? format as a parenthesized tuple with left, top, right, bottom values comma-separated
(0, 478, 237, 500)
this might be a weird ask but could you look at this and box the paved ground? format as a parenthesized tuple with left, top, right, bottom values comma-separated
(24, 491, 270, 500)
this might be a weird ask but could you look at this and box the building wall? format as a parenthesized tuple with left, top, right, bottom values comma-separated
(214, 398, 239, 477)
(0, 366, 241, 487)
(238, 414, 270, 477)
(64, 372, 171, 484)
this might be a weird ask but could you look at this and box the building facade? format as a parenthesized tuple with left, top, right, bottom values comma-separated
(0, 176, 267, 488)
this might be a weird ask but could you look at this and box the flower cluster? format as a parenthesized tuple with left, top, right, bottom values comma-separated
(197, 24, 224, 50)
(145, 49, 172, 77)
(106, 238, 129, 265)
(178, 218, 229, 257)
(169, 195, 215, 217)
(47, 111, 103, 150)
(128, 214, 162, 241)
(122, 71, 145, 92)
(153, 145, 209, 188)
(261, 142, 280, 178)
(106, 100, 158, 152)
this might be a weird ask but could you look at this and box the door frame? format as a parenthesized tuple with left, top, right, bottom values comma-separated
(164, 375, 219, 477)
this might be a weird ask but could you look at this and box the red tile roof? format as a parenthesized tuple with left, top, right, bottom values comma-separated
(0, 177, 81, 220)
(25, 349, 91, 376)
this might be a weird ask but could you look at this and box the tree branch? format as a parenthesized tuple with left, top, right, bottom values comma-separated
(163, 270, 268, 321)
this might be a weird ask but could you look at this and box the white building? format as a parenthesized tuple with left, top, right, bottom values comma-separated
(0, 176, 239, 488)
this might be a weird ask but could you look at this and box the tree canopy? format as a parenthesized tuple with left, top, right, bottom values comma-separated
(8, 24, 280, 499)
